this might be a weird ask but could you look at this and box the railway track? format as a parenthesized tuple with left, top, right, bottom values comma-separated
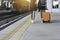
(0, 12, 29, 31)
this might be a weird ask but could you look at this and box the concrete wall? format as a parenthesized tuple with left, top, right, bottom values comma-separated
(46, 0, 60, 13)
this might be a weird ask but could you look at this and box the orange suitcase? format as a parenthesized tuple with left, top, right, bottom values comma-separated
(42, 12, 50, 23)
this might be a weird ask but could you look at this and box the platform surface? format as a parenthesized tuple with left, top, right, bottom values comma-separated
(0, 14, 30, 40)
(20, 11, 60, 40)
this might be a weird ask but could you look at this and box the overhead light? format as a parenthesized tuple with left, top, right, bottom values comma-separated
(26, 0, 30, 3)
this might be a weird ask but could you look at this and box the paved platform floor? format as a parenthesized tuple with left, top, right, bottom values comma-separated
(0, 14, 30, 40)
(20, 11, 60, 40)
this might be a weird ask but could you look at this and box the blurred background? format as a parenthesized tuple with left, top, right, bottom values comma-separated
(0, 0, 37, 13)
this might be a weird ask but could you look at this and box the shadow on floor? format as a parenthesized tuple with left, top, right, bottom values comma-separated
(34, 20, 60, 24)
(51, 20, 60, 23)
(33, 21, 41, 24)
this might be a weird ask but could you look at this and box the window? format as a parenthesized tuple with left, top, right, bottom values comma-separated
(52, 0, 59, 9)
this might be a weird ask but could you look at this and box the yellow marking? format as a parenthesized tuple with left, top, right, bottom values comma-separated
(2, 15, 31, 40)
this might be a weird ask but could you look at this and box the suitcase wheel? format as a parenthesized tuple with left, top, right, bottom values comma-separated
(43, 20, 50, 23)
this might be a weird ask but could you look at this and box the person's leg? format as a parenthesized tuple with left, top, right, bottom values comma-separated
(31, 11, 33, 20)
(31, 11, 36, 23)
(40, 10, 42, 18)
(31, 11, 34, 23)
(33, 11, 35, 20)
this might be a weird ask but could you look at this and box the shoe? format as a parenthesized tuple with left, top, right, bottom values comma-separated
(31, 20, 34, 23)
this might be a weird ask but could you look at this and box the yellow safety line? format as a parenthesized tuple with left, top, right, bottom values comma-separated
(2, 15, 31, 40)
(9, 18, 31, 40)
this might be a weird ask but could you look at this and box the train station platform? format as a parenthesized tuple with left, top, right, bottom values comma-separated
(1, 11, 60, 40)
(0, 14, 31, 40)
(20, 12, 60, 40)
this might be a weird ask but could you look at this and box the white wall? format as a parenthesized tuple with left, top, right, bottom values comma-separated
(46, 0, 60, 13)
